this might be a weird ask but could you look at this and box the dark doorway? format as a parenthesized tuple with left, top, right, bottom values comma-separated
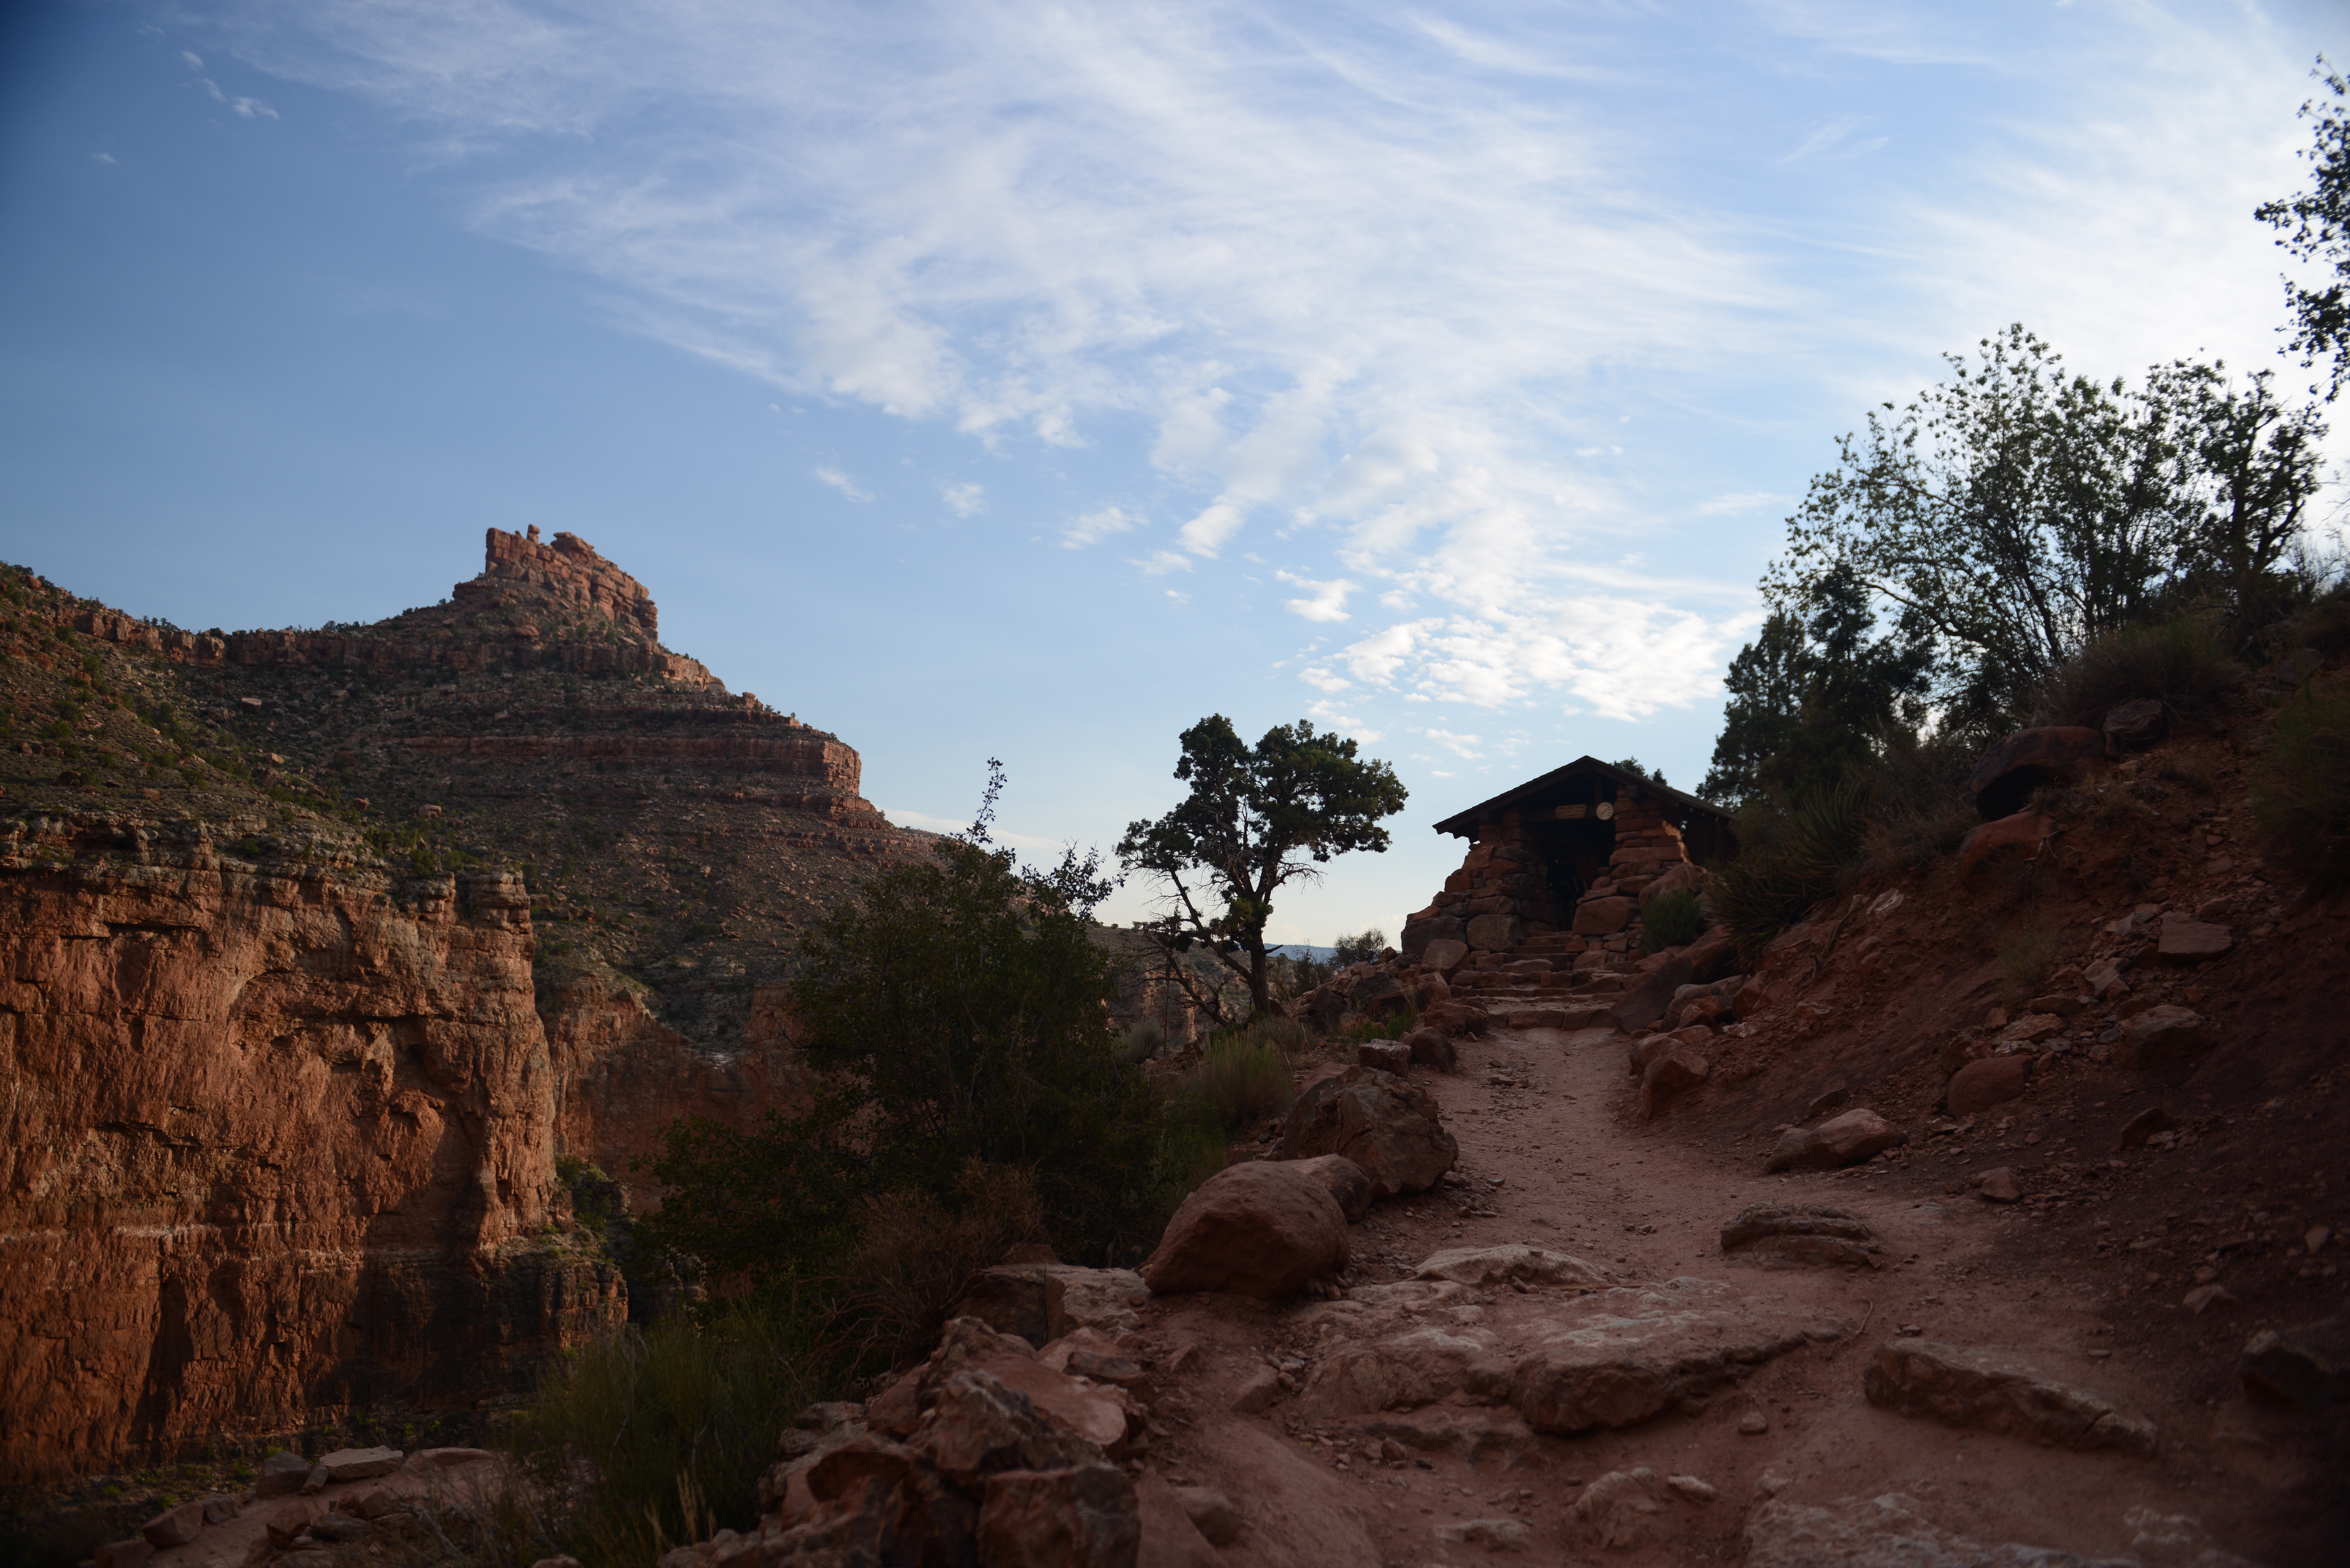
(1528, 814, 1615, 907)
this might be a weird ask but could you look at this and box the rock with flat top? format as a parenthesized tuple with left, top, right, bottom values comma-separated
(1141, 1161, 1347, 1298)
(2240, 1325, 2350, 1413)
(1356, 1038, 1411, 1073)
(1719, 1203, 1879, 1269)
(2102, 698, 2167, 750)
(1957, 810, 2054, 878)
(1746, 1493, 2140, 1568)
(1402, 1025, 1458, 1071)
(2157, 915, 2233, 964)
(1420, 938, 1469, 974)
(1975, 1167, 2022, 1203)
(1571, 1469, 1679, 1551)
(257, 1451, 310, 1497)
(1863, 1340, 2157, 1455)
(1438, 1518, 1533, 1552)
(1173, 1487, 1239, 1548)
(2119, 1005, 2209, 1068)
(1414, 1244, 1608, 1289)
(976, 1463, 1139, 1568)
(319, 1446, 403, 1482)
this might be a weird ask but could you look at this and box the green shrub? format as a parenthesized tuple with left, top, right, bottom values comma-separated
(1332, 928, 1386, 966)
(2253, 679, 2350, 890)
(1161, 1102, 1232, 1194)
(1856, 723, 1988, 875)
(2039, 617, 2241, 727)
(1637, 889, 1704, 953)
(1120, 1017, 1168, 1063)
(1182, 1034, 1293, 1134)
(1237, 1013, 1309, 1059)
(1710, 781, 1870, 963)
(508, 1301, 830, 1568)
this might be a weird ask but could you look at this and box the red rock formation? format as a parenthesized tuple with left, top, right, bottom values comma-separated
(0, 815, 623, 1479)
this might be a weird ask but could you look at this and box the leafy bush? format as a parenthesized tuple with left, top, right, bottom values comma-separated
(1637, 889, 1705, 953)
(1856, 723, 1987, 875)
(1709, 781, 1871, 963)
(1181, 1034, 1293, 1134)
(642, 807, 1180, 1301)
(1332, 928, 1387, 966)
(1239, 1013, 1310, 1059)
(2298, 587, 2350, 657)
(2253, 678, 2350, 890)
(2038, 617, 2241, 728)
(508, 1301, 830, 1568)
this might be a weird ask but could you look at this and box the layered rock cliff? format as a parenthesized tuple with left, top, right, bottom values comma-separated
(0, 534, 928, 1473)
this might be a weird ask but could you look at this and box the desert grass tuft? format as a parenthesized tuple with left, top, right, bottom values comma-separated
(1637, 888, 1705, 953)
(2039, 617, 2241, 728)
(2252, 678, 2350, 891)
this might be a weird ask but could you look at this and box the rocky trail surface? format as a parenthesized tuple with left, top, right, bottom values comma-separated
(1121, 1021, 2321, 1567)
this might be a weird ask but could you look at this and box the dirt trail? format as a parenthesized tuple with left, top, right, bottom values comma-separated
(1143, 1022, 2296, 1567)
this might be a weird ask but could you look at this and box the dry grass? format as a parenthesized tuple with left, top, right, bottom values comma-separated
(2253, 678, 2350, 892)
(1994, 914, 2060, 1006)
(827, 1162, 1048, 1370)
(2039, 617, 2242, 728)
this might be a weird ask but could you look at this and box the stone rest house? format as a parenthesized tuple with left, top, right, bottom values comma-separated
(1400, 756, 1739, 963)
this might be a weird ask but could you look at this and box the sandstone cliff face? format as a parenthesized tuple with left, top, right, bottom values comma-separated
(0, 812, 622, 1479)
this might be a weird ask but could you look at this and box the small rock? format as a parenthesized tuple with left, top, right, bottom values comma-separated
(263, 1506, 315, 1549)
(1357, 1038, 1411, 1073)
(975, 1463, 1140, 1568)
(1764, 1108, 1904, 1173)
(2083, 958, 2127, 999)
(1402, 1025, 1458, 1072)
(139, 1503, 204, 1549)
(527, 1557, 587, 1568)
(2182, 1285, 2237, 1315)
(1747, 1493, 2142, 1568)
(256, 1452, 309, 1499)
(1718, 1203, 1879, 1269)
(2305, 1225, 2331, 1253)
(1173, 1487, 1240, 1547)
(1572, 1468, 1673, 1551)
(1947, 1056, 2029, 1117)
(1436, 1519, 1532, 1552)
(94, 1545, 151, 1568)
(2102, 698, 2168, 750)
(2118, 1105, 2178, 1149)
(1665, 1474, 1716, 1504)
(1975, 1168, 2022, 1203)
(299, 1465, 329, 1496)
(2118, 1006, 2209, 1068)
(951, 1265, 1070, 1349)
(197, 1496, 239, 1526)
(2156, 915, 2233, 964)
(1639, 1043, 1711, 1119)
(405, 1447, 495, 1470)
(1804, 1084, 1850, 1119)
(2240, 1326, 2350, 1413)
(307, 1515, 368, 1545)
(1737, 1410, 1769, 1435)
(1231, 1364, 1282, 1415)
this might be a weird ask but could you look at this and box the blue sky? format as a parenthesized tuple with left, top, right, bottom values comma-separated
(3, 1, 2343, 942)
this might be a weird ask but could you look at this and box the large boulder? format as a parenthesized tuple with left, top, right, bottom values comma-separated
(950, 1266, 1070, 1350)
(1571, 896, 1636, 936)
(1140, 1162, 1348, 1298)
(1957, 810, 2054, 878)
(1610, 935, 1736, 1034)
(2102, 698, 2168, 750)
(1764, 1108, 1903, 1172)
(1638, 1044, 1710, 1119)
(1638, 862, 1707, 910)
(2119, 1005, 2208, 1068)
(1276, 1067, 1457, 1198)
(1419, 937, 1470, 975)
(1420, 999, 1491, 1037)
(1465, 911, 1523, 951)
(1285, 1154, 1373, 1222)
(1399, 914, 1464, 961)
(1969, 726, 2108, 819)
(1945, 1055, 2030, 1116)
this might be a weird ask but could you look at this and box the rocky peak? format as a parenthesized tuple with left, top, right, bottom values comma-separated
(466, 525, 661, 641)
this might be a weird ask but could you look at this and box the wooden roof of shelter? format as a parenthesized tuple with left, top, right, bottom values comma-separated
(1430, 755, 1737, 841)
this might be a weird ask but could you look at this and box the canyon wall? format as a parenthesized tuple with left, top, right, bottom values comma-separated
(0, 812, 622, 1479)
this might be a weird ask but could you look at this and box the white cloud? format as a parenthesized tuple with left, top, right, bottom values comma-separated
(813, 466, 872, 501)
(1694, 491, 1790, 517)
(942, 480, 985, 517)
(1420, 727, 1483, 759)
(181, 51, 204, 69)
(878, 804, 1061, 852)
(91, 152, 117, 165)
(1277, 570, 1354, 622)
(1298, 665, 1349, 693)
(1307, 701, 1380, 743)
(1062, 505, 1138, 547)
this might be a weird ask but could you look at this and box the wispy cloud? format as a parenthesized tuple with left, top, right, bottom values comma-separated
(91, 152, 118, 165)
(941, 481, 985, 517)
(813, 466, 872, 502)
(1063, 505, 1139, 547)
(198, 77, 279, 118)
